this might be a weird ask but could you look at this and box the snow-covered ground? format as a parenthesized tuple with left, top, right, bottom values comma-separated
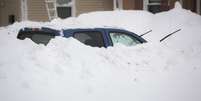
(0, 3, 201, 101)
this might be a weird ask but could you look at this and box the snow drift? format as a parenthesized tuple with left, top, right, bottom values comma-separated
(0, 3, 201, 101)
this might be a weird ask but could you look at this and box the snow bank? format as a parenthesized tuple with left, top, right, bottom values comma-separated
(0, 3, 201, 101)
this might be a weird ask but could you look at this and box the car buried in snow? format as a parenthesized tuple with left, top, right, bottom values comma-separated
(17, 27, 147, 47)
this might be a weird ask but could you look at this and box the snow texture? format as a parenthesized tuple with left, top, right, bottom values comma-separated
(0, 3, 201, 101)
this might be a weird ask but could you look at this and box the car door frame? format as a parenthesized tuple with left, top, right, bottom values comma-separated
(70, 28, 108, 47)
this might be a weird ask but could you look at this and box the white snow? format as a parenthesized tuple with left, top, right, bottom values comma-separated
(0, 3, 201, 101)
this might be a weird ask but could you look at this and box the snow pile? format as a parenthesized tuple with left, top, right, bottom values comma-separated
(76, 10, 153, 34)
(147, 3, 201, 42)
(0, 3, 201, 101)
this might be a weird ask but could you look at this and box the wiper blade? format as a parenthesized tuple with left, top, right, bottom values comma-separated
(160, 29, 181, 42)
(140, 30, 152, 37)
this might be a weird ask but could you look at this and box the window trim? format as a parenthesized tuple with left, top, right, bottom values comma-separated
(73, 31, 105, 47)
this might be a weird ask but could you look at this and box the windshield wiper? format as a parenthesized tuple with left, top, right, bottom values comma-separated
(160, 29, 181, 42)
(140, 30, 152, 37)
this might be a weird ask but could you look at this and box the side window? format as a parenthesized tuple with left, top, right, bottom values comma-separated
(109, 32, 141, 46)
(73, 31, 104, 47)
(31, 33, 55, 45)
(17, 31, 55, 45)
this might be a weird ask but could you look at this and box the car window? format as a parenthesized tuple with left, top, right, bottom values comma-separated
(109, 32, 141, 46)
(31, 33, 55, 45)
(17, 31, 55, 45)
(73, 31, 104, 47)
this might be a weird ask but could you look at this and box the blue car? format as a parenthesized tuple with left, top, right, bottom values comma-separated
(17, 27, 147, 47)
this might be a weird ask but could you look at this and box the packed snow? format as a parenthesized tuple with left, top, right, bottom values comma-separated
(0, 2, 201, 101)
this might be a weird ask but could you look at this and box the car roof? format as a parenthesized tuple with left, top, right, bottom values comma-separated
(20, 27, 140, 38)
(62, 27, 137, 36)
(20, 27, 61, 36)
(62, 27, 130, 31)
(21, 27, 132, 35)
